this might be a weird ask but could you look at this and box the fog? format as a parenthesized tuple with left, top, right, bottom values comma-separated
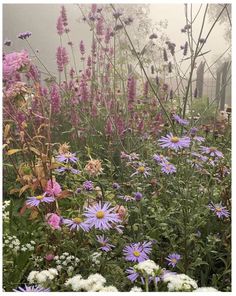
(3, 3, 231, 104)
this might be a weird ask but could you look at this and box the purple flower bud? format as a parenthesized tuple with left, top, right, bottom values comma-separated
(4, 39, 12, 46)
(134, 192, 143, 201)
(56, 46, 69, 72)
(18, 31, 32, 40)
(80, 40, 85, 55)
(56, 16, 64, 35)
(112, 183, 120, 190)
(83, 180, 94, 191)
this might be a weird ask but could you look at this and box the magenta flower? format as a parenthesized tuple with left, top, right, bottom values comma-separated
(26, 193, 55, 207)
(44, 253, 55, 261)
(172, 114, 189, 126)
(208, 202, 230, 219)
(62, 217, 90, 232)
(56, 152, 78, 164)
(56, 46, 69, 72)
(46, 213, 61, 230)
(201, 146, 223, 158)
(166, 253, 181, 267)
(160, 162, 176, 174)
(123, 241, 152, 262)
(158, 133, 191, 151)
(96, 235, 115, 252)
(56, 16, 64, 35)
(45, 179, 62, 196)
(13, 285, 50, 292)
(79, 40, 85, 55)
(84, 202, 121, 231)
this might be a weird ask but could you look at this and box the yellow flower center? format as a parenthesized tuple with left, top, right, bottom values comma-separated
(36, 195, 44, 200)
(138, 166, 145, 173)
(64, 152, 72, 158)
(215, 207, 222, 212)
(133, 250, 140, 257)
(171, 258, 177, 263)
(96, 210, 105, 219)
(73, 217, 82, 224)
(171, 136, 180, 143)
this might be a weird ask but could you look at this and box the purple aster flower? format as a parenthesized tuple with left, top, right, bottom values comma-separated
(118, 195, 135, 202)
(96, 235, 115, 252)
(83, 180, 94, 191)
(172, 114, 189, 126)
(123, 241, 152, 263)
(26, 193, 55, 207)
(153, 153, 169, 164)
(160, 162, 176, 174)
(134, 192, 143, 201)
(158, 133, 191, 151)
(201, 146, 223, 158)
(131, 163, 151, 178)
(190, 127, 198, 135)
(166, 253, 181, 267)
(126, 267, 143, 283)
(192, 136, 205, 143)
(18, 31, 32, 40)
(56, 152, 78, 164)
(13, 284, 50, 292)
(84, 202, 121, 230)
(112, 182, 120, 190)
(191, 152, 208, 162)
(208, 202, 230, 219)
(62, 217, 90, 232)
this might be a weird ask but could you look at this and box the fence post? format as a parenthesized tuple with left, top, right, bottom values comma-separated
(220, 62, 229, 111)
(196, 61, 205, 98)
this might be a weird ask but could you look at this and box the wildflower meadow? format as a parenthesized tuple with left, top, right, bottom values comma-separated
(2, 3, 231, 292)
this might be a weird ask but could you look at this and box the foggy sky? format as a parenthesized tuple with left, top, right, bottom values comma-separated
(3, 4, 230, 77)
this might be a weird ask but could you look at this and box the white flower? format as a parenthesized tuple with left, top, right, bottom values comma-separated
(27, 271, 39, 284)
(99, 286, 118, 292)
(36, 271, 48, 283)
(135, 259, 160, 276)
(130, 286, 143, 292)
(21, 247, 27, 252)
(164, 273, 198, 292)
(57, 265, 62, 271)
(194, 287, 218, 292)
(87, 273, 106, 286)
(9, 244, 13, 248)
(54, 256, 59, 260)
(48, 268, 58, 276)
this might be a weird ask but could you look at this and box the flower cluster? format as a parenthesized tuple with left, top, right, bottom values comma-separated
(54, 253, 80, 274)
(20, 240, 36, 252)
(3, 235, 20, 252)
(3, 200, 10, 222)
(27, 268, 58, 286)
(65, 273, 118, 292)
(163, 273, 198, 292)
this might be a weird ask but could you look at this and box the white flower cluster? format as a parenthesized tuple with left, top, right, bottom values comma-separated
(20, 240, 36, 252)
(54, 252, 80, 274)
(3, 235, 20, 251)
(65, 273, 118, 292)
(135, 259, 160, 276)
(30, 255, 44, 268)
(27, 268, 58, 286)
(130, 286, 143, 292)
(163, 273, 198, 292)
(3, 200, 10, 222)
(91, 251, 102, 265)
(194, 287, 218, 292)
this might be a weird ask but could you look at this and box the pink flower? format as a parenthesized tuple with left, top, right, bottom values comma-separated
(45, 179, 62, 196)
(3, 50, 30, 80)
(46, 213, 61, 230)
(45, 253, 55, 261)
